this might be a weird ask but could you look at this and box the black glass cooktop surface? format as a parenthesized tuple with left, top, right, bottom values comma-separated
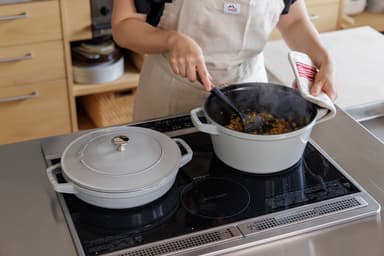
(55, 116, 361, 256)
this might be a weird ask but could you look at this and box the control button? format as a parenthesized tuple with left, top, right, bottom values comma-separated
(100, 6, 111, 16)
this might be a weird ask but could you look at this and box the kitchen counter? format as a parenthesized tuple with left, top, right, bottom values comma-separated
(264, 26, 384, 109)
(1, 108, 384, 256)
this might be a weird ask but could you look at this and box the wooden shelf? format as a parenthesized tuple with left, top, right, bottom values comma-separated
(343, 11, 384, 31)
(72, 65, 140, 97)
(77, 103, 96, 130)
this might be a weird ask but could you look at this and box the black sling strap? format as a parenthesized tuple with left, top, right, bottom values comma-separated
(135, 0, 297, 27)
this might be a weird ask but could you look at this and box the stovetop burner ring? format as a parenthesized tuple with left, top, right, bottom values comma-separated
(181, 177, 251, 220)
(77, 183, 180, 233)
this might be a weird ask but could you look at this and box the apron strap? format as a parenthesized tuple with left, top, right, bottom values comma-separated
(135, 0, 173, 26)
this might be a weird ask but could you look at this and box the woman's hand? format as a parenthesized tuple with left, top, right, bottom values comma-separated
(112, 0, 212, 91)
(277, 0, 337, 102)
(312, 56, 337, 102)
(167, 32, 213, 91)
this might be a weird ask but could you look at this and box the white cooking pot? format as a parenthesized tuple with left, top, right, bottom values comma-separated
(46, 126, 193, 209)
(190, 83, 332, 174)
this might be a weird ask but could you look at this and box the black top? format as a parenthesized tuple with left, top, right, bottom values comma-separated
(135, 0, 298, 26)
(63, 116, 360, 256)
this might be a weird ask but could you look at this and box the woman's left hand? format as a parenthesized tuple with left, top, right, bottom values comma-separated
(276, 0, 337, 102)
(311, 57, 337, 102)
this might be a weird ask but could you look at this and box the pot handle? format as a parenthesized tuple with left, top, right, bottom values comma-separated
(173, 138, 193, 167)
(46, 163, 76, 194)
(190, 108, 219, 135)
(314, 108, 334, 125)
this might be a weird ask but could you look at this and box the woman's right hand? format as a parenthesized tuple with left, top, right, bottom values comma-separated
(167, 31, 213, 91)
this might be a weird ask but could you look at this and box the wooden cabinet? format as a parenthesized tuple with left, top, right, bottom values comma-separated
(306, 0, 341, 32)
(0, 41, 66, 88)
(60, 0, 92, 41)
(60, 0, 140, 131)
(0, 1, 62, 46)
(0, 0, 71, 144)
(269, 0, 343, 40)
(0, 80, 71, 144)
(340, 11, 384, 32)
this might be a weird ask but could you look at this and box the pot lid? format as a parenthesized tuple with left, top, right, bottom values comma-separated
(61, 127, 182, 193)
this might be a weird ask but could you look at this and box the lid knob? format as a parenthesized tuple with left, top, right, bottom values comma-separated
(112, 135, 129, 152)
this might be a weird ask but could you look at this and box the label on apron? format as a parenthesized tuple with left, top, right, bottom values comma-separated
(224, 3, 240, 14)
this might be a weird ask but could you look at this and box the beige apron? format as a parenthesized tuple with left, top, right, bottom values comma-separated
(133, 0, 284, 121)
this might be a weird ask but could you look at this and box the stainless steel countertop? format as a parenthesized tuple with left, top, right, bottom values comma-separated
(1, 107, 383, 256)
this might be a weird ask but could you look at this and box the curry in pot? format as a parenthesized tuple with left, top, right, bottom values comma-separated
(225, 111, 310, 135)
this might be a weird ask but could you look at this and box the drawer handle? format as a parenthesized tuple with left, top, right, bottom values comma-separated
(309, 14, 320, 21)
(0, 12, 28, 21)
(0, 90, 39, 103)
(0, 53, 33, 63)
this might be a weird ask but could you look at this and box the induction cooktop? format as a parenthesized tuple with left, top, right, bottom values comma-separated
(43, 115, 381, 256)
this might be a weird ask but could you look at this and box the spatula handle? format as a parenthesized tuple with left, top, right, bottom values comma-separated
(210, 87, 244, 118)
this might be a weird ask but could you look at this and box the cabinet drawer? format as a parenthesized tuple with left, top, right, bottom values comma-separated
(0, 40, 66, 88)
(269, 0, 340, 40)
(0, 0, 62, 47)
(0, 79, 71, 144)
(306, 1, 340, 32)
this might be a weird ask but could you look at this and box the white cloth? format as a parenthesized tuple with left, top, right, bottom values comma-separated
(133, 0, 285, 121)
(288, 51, 336, 123)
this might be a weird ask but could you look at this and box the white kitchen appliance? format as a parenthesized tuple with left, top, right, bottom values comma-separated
(72, 38, 125, 84)
(344, 0, 367, 15)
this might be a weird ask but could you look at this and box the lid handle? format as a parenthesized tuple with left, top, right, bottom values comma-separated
(112, 135, 130, 152)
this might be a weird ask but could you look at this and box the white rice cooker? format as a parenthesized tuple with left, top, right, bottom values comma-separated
(72, 39, 125, 84)
(344, 0, 367, 15)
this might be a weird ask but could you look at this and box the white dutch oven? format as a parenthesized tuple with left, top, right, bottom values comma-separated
(190, 83, 332, 174)
(46, 126, 193, 209)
